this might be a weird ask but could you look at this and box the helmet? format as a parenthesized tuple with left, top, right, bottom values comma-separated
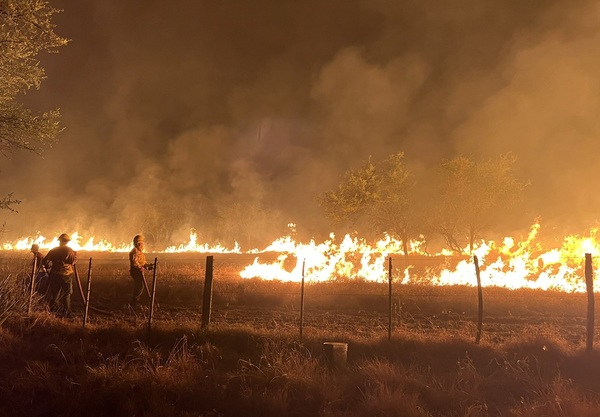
(58, 233, 71, 242)
(30, 244, 39, 252)
(133, 234, 144, 245)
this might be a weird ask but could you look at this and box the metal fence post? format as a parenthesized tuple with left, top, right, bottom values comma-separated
(388, 256, 393, 341)
(27, 255, 37, 314)
(147, 257, 158, 331)
(586, 253, 594, 353)
(474, 255, 483, 344)
(300, 259, 306, 340)
(201, 255, 214, 329)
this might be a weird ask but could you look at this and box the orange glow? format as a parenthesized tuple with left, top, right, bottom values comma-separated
(3, 222, 600, 292)
(164, 230, 242, 253)
(3, 232, 130, 252)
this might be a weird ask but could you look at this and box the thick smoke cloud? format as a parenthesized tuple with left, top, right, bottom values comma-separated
(2, 0, 599, 248)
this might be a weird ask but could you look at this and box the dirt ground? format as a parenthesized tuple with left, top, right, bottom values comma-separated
(66, 292, 592, 347)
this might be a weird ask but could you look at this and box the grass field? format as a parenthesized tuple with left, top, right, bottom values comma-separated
(2, 251, 600, 416)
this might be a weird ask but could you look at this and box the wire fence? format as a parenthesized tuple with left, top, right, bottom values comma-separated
(2, 251, 598, 347)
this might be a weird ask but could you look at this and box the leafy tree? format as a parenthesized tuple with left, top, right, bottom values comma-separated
(319, 156, 378, 225)
(0, 1, 67, 321)
(0, 0, 67, 210)
(436, 153, 526, 254)
(0, 0, 67, 155)
(319, 152, 422, 257)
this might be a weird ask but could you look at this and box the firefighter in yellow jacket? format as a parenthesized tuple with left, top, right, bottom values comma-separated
(128, 234, 153, 308)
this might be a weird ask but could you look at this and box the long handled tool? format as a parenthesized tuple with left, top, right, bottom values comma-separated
(142, 266, 151, 298)
(74, 263, 86, 304)
(83, 257, 92, 327)
(27, 256, 38, 314)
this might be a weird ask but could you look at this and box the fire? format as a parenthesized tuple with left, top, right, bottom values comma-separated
(164, 230, 242, 253)
(240, 233, 394, 282)
(2, 232, 130, 252)
(3, 222, 600, 293)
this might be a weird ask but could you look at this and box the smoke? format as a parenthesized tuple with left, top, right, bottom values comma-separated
(451, 1, 600, 235)
(1, 0, 599, 248)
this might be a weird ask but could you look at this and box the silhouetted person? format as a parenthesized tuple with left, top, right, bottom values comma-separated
(30, 244, 49, 296)
(31, 243, 43, 268)
(43, 234, 77, 318)
(129, 234, 153, 308)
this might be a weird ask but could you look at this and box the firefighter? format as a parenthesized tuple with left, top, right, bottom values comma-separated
(42, 234, 77, 318)
(30, 243, 44, 268)
(128, 234, 153, 308)
(30, 244, 49, 296)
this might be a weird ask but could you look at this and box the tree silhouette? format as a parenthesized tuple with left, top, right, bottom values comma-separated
(319, 152, 423, 257)
(436, 153, 526, 254)
(0, 0, 67, 210)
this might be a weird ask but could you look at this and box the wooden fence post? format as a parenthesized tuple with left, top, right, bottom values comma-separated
(300, 259, 306, 340)
(388, 256, 393, 341)
(147, 257, 158, 331)
(474, 255, 483, 344)
(585, 253, 594, 353)
(83, 257, 92, 328)
(201, 255, 214, 329)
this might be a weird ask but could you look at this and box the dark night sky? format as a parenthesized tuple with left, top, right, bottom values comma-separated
(2, 0, 600, 248)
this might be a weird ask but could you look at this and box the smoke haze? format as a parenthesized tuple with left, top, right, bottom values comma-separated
(2, 0, 600, 248)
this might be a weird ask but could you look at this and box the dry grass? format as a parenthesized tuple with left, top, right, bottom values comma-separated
(2, 315, 600, 417)
(2, 253, 600, 416)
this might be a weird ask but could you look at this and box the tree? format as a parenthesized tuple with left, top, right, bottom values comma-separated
(0, 0, 67, 157)
(319, 156, 378, 225)
(319, 152, 422, 257)
(436, 153, 526, 254)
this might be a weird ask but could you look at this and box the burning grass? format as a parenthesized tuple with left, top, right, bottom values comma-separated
(0, 252, 596, 343)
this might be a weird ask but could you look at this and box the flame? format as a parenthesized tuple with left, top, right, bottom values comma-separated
(3, 222, 600, 293)
(2, 232, 130, 252)
(164, 230, 242, 253)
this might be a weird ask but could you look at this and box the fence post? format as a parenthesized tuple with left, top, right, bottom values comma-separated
(28, 255, 38, 314)
(83, 257, 92, 328)
(585, 253, 594, 353)
(300, 259, 306, 340)
(388, 256, 393, 341)
(147, 257, 158, 331)
(201, 255, 214, 329)
(474, 255, 483, 344)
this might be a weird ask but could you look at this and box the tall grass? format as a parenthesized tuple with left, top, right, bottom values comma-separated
(2, 315, 600, 417)
(2, 254, 600, 415)
(0, 261, 33, 325)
